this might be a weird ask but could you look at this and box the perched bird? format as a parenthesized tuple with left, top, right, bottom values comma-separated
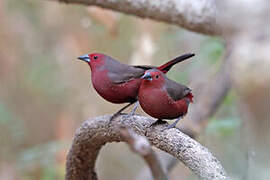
(78, 53, 194, 118)
(138, 69, 193, 130)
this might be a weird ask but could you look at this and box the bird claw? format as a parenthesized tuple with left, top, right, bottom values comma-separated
(161, 116, 182, 131)
(109, 102, 137, 123)
(109, 113, 119, 122)
(123, 113, 134, 120)
(129, 101, 139, 116)
(161, 124, 176, 131)
(110, 112, 127, 122)
(148, 119, 166, 128)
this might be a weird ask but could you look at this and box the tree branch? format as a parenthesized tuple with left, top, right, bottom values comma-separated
(119, 127, 168, 180)
(56, 0, 220, 36)
(66, 115, 228, 180)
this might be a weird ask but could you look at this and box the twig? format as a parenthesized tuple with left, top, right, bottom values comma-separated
(119, 127, 168, 180)
(65, 115, 228, 180)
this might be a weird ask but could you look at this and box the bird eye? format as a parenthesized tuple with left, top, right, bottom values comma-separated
(156, 75, 159, 79)
(93, 55, 98, 60)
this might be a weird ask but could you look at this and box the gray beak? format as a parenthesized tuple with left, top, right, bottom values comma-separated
(78, 54, 90, 63)
(141, 72, 152, 81)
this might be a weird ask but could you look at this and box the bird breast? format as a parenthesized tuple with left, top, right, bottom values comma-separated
(138, 86, 188, 119)
(91, 69, 141, 104)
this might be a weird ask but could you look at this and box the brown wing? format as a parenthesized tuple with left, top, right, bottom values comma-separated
(133, 65, 157, 70)
(105, 56, 147, 84)
(164, 76, 192, 101)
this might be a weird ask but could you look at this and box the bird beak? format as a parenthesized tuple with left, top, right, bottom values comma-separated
(141, 72, 152, 81)
(78, 54, 90, 63)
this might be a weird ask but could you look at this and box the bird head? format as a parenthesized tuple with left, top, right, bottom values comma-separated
(78, 53, 106, 70)
(141, 69, 165, 87)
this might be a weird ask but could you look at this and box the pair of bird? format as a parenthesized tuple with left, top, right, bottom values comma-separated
(78, 53, 194, 130)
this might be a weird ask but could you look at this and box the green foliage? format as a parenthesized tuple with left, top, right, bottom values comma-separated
(0, 102, 25, 156)
(167, 67, 189, 84)
(6, 0, 41, 27)
(199, 37, 224, 66)
(24, 56, 67, 102)
(206, 89, 240, 137)
(167, 37, 225, 84)
(18, 141, 68, 168)
(0, 101, 13, 124)
(206, 117, 241, 137)
(41, 167, 57, 180)
(18, 141, 69, 179)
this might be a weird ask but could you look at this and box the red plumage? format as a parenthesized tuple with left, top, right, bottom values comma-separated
(78, 53, 194, 117)
(138, 69, 193, 129)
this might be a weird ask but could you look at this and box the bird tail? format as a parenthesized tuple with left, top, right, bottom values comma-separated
(157, 53, 195, 74)
(186, 92, 194, 103)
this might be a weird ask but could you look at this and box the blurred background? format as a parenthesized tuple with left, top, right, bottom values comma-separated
(0, 0, 261, 179)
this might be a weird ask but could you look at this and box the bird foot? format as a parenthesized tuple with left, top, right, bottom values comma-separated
(129, 101, 139, 116)
(161, 123, 177, 131)
(109, 102, 137, 123)
(123, 113, 135, 120)
(109, 113, 119, 122)
(148, 119, 166, 128)
(109, 113, 125, 124)
(161, 116, 182, 131)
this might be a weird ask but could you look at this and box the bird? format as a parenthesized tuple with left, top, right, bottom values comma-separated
(78, 53, 194, 119)
(138, 69, 193, 130)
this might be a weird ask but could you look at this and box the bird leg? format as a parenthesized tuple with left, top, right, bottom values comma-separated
(162, 116, 182, 131)
(110, 101, 136, 122)
(149, 119, 166, 128)
(129, 101, 139, 116)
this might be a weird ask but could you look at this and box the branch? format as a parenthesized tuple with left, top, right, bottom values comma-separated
(119, 127, 168, 180)
(56, 0, 220, 36)
(66, 115, 228, 180)
(136, 151, 179, 180)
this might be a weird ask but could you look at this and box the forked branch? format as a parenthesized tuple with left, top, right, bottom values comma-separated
(66, 115, 228, 180)
(120, 127, 168, 180)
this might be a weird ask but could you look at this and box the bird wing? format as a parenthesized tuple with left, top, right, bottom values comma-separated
(106, 57, 147, 84)
(133, 65, 157, 70)
(107, 53, 195, 84)
(164, 76, 192, 101)
(108, 66, 145, 84)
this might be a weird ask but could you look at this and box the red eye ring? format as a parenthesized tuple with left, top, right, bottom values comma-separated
(93, 55, 98, 60)
(156, 75, 159, 79)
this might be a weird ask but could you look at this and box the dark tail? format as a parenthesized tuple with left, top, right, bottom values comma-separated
(157, 53, 195, 73)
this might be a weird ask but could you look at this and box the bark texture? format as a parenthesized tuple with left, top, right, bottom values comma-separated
(120, 127, 168, 180)
(66, 115, 228, 180)
(57, 0, 220, 35)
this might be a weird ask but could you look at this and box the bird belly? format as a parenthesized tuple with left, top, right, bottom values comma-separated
(92, 71, 141, 104)
(139, 88, 188, 119)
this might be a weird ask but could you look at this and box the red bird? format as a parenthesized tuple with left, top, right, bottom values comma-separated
(78, 53, 194, 118)
(138, 69, 193, 130)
